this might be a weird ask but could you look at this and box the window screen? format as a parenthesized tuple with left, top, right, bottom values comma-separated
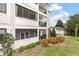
(0, 3, 6, 13)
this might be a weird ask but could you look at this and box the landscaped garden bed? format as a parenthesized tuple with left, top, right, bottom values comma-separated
(14, 36, 79, 56)
(14, 36, 65, 56)
(14, 41, 42, 56)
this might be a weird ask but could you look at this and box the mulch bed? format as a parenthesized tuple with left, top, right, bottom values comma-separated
(14, 44, 43, 56)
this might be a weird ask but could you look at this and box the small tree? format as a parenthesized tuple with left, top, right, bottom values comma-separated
(50, 27, 56, 37)
(1, 33, 14, 56)
(55, 20, 64, 28)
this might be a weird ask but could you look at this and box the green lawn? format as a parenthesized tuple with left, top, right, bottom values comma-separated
(34, 36, 79, 56)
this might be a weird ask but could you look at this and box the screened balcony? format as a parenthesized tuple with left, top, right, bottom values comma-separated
(39, 3, 47, 14)
(39, 21, 46, 27)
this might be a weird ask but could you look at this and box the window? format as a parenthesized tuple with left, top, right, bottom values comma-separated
(33, 12, 36, 20)
(23, 7, 29, 18)
(17, 4, 22, 17)
(29, 10, 36, 20)
(35, 3, 38, 5)
(29, 10, 33, 19)
(0, 29, 6, 43)
(0, 3, 6, 13)
(30, 30, 37, 37)
(25, 32, 28, 38)
(16, 29, 37, 40)
(21, 32, 24, 39)
(16, 4, 37, 20)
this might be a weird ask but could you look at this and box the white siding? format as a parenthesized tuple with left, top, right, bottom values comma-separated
(55, 29, 64, 35)
(15, 17, 38, 27)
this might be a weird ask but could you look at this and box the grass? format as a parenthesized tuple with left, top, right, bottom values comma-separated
(34, 36, 79, 56)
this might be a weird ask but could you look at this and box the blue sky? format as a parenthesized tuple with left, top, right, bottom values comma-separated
(48, 3, 79, 27)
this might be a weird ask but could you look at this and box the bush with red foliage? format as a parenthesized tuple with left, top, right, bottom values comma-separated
(41, 39, 49, 47)
(56, 36, 65, 43)
(48, 36, 65, 44)
(40, 36, 65, 47)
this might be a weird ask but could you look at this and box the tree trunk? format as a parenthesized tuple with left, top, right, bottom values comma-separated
(75, 24, 78, 37)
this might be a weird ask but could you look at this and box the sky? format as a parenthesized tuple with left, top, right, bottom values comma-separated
(48, 3, 79, 27)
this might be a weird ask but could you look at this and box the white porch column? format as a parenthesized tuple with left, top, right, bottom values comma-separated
(46, 29, 48, 38)
(37, 3, 39, 40)
(37, 29, 39, 39)
(7, 3, 16, 39)
(46, 4, 49, 39)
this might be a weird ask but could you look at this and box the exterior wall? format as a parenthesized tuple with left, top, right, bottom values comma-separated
(0, 3, 48, 49)
(55, 30, 64, 35)
(0, 4, 10, 29)
(15, 17, 38, 27)
(0, 3, 16, 38)
(14, 3, 48, 49)
(23, 3, 39, 11)
(55, 29, 64, 35)
(0, 13, 9, 25)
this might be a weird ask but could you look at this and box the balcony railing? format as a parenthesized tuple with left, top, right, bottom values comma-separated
(39, 6, 47, 14)
(39, 21, 46, 27)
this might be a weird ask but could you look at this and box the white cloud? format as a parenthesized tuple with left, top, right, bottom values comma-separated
(54, 14, 63, 20)
(62, 11, 69, 16)
(53, 11, 69, 20)
(49, 11, 69, 27)
(49, 4, 69, 27)
(49, 15, 57, 27)
(48, 4, 63, 11)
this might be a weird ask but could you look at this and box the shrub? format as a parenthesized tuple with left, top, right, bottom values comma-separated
(51, 39, 56, 44)
(47, 37, 57, 44)
(1, 33, 14, 56)
(48, 36, 65, 44)
(56, 36, 65, 43)
(25, 42, 40, 49)
(41, 39, 49, 47)
(47, 37, 55, 43)
(55, 39, 60, 44)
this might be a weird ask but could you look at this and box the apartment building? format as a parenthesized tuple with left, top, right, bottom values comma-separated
(0, 3, 49, 49)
